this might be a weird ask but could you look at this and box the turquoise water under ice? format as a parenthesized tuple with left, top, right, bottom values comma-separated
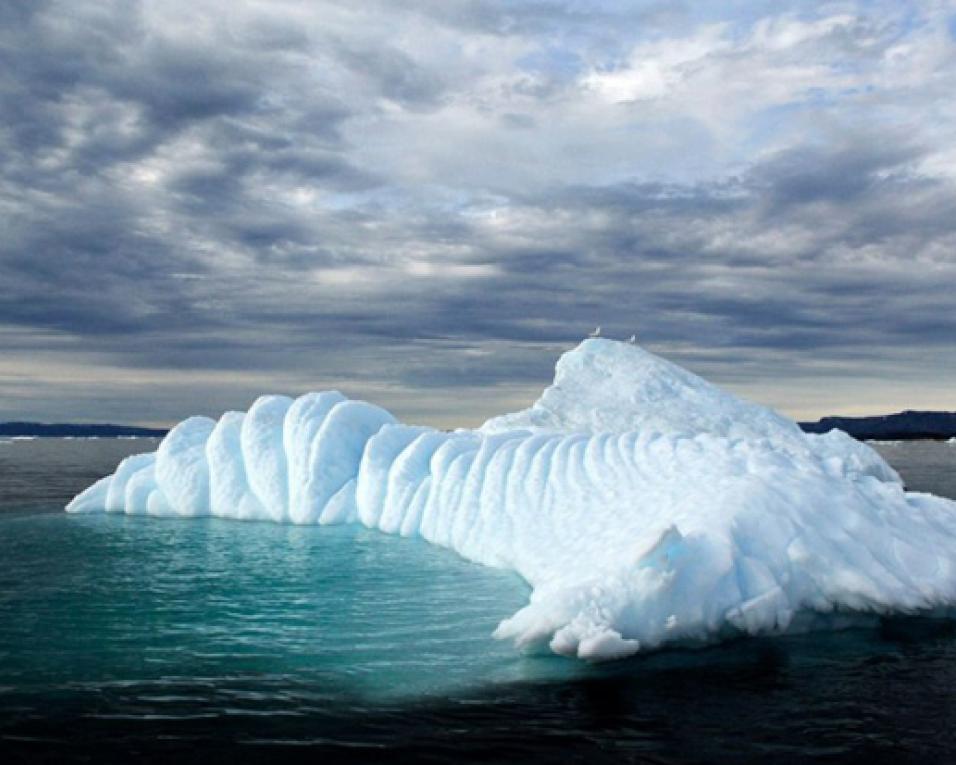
(2, 437, 956, 761)
(0, 513, 542, 701)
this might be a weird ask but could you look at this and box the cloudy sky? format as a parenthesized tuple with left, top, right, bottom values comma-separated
(2, 0, 955, 428)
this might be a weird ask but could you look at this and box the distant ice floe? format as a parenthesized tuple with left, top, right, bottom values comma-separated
(68, 340, 956, 661)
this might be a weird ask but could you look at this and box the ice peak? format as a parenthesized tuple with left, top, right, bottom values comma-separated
(481, 338, 799, 440)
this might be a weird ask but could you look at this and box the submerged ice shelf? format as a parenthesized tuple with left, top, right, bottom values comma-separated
(68, 340, 956, 661)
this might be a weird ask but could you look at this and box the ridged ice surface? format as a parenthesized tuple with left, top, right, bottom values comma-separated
(68, 340, 956, 660)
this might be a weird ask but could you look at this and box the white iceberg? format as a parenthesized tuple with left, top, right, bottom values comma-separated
(67, 339, 956, 661)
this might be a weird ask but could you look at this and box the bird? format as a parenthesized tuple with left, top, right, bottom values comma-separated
(589, 326, 601, 338)
(627, 334, 636, 344)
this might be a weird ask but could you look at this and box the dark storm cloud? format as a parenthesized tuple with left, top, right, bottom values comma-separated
(418, 136, 956, 362)
(1, 0, 954, 424)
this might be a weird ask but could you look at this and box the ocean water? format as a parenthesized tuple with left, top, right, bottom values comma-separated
(1, 437, 955, 762)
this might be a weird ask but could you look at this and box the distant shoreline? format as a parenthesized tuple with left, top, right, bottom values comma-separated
(799, 410, 956, 441)
(3, 410, 955, 442)
(0, 422, 168, 438)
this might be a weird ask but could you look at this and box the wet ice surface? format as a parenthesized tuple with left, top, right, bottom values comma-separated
(2, 437, 956, 761)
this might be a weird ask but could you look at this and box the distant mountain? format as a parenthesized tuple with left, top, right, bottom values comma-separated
(800, 411, 956, 441)
(0, 422, 168, 438)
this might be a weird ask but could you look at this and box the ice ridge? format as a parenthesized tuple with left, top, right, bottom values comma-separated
(67, 339, 956, 660)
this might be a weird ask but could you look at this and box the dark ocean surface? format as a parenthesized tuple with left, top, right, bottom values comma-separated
(1, 437, 955, 763)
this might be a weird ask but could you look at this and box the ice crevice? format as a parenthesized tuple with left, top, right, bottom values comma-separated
(67, 339, 956, 661)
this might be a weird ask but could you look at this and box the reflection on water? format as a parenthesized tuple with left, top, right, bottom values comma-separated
(1, 437, 956, 761)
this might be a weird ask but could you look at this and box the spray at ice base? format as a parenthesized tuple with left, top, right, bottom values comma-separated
(68, 340, 956, 661)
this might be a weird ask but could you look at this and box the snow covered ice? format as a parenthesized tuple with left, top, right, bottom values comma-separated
(68, 339, 956, 661)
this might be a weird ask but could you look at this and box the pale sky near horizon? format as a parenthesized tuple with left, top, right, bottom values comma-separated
(2, 1, 955, 428)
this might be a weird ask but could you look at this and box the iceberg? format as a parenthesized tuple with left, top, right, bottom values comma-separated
(67, 339, 956, 660)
